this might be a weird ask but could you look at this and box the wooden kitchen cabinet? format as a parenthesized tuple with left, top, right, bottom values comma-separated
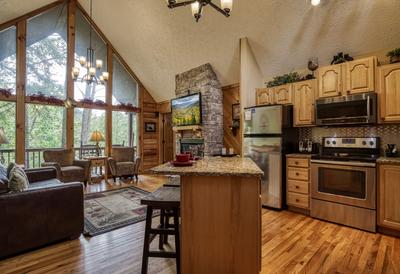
(293, 79, 316, 127)
(378, 63, 400, 122)
(256, 88, 275, 105)
(317, 63, 343, 98)
(275, 84, 293, 105)
(286, 156, 310, 211)
(378, 164, 400, 231)
(345, 56, 376, 95)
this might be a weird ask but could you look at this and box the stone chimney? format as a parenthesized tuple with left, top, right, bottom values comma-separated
(175, 63, 223, 156)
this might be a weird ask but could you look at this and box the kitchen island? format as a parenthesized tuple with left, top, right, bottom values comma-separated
(151, 157, 263, 274)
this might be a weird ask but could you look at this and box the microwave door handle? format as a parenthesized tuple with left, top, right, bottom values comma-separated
(367, 95, 371, 119)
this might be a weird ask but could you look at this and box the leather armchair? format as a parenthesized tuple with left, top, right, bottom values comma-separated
(0, 167, 84, 259)
(42, 149, 90, 186)
(108, 147, 141, 182)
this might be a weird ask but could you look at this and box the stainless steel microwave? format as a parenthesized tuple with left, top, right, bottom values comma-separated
(315, 92, 377, 126)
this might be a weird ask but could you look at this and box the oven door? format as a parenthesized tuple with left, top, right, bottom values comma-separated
(311, 160, 376, 209)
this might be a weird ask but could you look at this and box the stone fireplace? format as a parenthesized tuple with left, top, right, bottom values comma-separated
(175, 63, 223, 156)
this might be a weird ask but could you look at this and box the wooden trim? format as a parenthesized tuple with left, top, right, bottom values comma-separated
(15, 21, 26, 165)
(221, 83, 240, 90)
(0, 94, 17, 102)
(66, 0, 76, 150)
(105, 44, 114, 157)
(0, 0, 65, 31)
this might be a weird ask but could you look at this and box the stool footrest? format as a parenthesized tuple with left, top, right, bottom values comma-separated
(150, 228, 177, 235)
(148, 251, 177, 258)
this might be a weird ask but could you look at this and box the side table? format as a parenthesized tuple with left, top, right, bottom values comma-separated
(84, 156, 108, 183)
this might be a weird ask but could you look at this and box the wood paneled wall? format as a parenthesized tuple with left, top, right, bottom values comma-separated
(140, 88, 160, 171)
(222, 84, 241, 154)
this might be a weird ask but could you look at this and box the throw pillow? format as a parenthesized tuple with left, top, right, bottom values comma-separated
(8, 165, 29, 192)
(7, 162, 16, 178)
(0, 164, 9, 194)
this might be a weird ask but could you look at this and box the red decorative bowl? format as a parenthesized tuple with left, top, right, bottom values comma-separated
(176, 154, 190, 162)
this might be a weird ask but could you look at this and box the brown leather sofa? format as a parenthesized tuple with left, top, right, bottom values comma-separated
(42, 149, 90, 186)
(0, 167, 84, 259)
(108, 147, 141, 182)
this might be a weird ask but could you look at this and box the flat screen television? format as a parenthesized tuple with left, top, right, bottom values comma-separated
(171, 93, 202, 127)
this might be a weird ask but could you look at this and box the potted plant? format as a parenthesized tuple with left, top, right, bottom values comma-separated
(387, 48, 400, 64)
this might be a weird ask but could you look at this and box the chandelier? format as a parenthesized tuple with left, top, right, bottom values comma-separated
(166, 0, 233, 22)
(71, 0, 109, 85)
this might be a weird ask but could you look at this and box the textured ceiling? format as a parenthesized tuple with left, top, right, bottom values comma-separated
(1, 0, 400, 102)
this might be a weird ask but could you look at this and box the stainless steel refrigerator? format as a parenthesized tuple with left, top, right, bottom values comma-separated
(243, 105, 297, 209)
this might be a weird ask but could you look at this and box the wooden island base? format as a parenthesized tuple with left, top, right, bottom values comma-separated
(181, 175, 261, 274)
(151, 157, 263, 273)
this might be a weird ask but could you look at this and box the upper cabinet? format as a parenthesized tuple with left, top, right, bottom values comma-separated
(256, 88, 275, 106)
(345, 57, 377, 95)
(379, 63, 400, 122)
(275, 84, 293, 105)
(317, 64, 343, 98)
(293, 79, 316, 127)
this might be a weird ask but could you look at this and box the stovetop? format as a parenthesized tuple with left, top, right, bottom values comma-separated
(312, 137, 381, 163)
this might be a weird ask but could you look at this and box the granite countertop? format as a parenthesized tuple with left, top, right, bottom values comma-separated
(286, 153, 316, 159)
(150, 157, 264, 177)
(377, 157, 400, 165)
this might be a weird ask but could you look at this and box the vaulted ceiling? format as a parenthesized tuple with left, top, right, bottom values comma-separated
(1, 0, 400, 102)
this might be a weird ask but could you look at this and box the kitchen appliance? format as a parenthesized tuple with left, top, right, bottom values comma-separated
(315, 92, 377, 126)
(298, 139, 319, 154)
(310, 137, 380, 232)
(385, 144, 398, 157)
(244, 105, 297, 209)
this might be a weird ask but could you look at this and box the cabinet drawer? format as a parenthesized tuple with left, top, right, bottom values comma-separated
(287, 158, 309, 168)
(287, 192, 309, 209)
(91, 159, 105, 167)
(287, 167, 309, 181)
(287, 180, 309, 194)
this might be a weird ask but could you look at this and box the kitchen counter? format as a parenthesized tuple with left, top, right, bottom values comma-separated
(286, 153, 316, 159)
(150, 156, 263, 177)
(150, 156, 262, 273)
(377, 157, 400, 165)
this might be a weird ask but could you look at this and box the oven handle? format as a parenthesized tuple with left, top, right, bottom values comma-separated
(310, 159, 376, 168)
(367, 95, 371, 120)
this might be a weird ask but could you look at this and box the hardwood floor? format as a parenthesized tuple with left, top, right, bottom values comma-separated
(0, 175, 399, 273)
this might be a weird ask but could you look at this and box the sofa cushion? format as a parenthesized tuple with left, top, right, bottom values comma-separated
(6, 162, 16, 179)
(43, 150, 74, 166)
(28, 179, 62, 190)
(9, 165, 29, 192)
(112, 147, 135, 162)
(116, 161, 135, 174)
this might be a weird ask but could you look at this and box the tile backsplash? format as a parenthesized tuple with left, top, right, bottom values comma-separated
(299, 124, 400, 152)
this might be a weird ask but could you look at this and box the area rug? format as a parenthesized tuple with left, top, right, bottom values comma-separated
(84, 186, 157, 237)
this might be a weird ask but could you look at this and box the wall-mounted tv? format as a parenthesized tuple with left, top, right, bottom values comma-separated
(171, 93, 202, 127)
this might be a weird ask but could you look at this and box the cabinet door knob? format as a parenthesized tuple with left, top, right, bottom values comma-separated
(296, 199, 300, 202)
(295, 161, 299, 165)
(296, 172, 299, 176)
(295, 185, 299, 189)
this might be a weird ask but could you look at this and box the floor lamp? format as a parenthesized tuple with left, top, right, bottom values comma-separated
(0, 128, 9, 164)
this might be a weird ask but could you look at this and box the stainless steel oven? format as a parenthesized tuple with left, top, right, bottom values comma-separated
(316, 92, 377, 126)
(311, 160, 376, 209)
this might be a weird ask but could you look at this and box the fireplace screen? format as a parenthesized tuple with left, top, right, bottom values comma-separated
(180, 139, 204, 157)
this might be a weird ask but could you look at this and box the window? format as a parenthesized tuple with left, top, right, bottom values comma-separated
(26, 4, 67, 99)
(74, 9, 107, 103)
(0, 26, 17, 95)
(74, 108, 106, 149)
(0, 102, 16, 164)
(25, 104, 66, 149)
(112, 111, 138, 147)
(112, 55, 138, 106)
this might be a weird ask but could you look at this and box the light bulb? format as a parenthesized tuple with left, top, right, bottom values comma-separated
(89, 67, 96, 76)
(311, 0, 320, 6)
(71, 67, 80, 78)
(191, 1, 200, 17)
(79, 56, 86, 66)
(102, 72, 109, 81)
(221, 0, 232, 12)
(96, 59, 103, 69)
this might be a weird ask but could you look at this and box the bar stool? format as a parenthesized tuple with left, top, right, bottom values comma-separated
(141, 187, 180, 274)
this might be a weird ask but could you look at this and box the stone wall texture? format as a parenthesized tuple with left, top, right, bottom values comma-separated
(175, 63, 223, 156)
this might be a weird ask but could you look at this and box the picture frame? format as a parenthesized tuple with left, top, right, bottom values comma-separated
(145, 122, 156, 132)
(232, 103, 240, 121)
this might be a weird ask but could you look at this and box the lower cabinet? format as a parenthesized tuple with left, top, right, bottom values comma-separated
(378, 164, 400, 231)
(286, 156, 310, 210)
